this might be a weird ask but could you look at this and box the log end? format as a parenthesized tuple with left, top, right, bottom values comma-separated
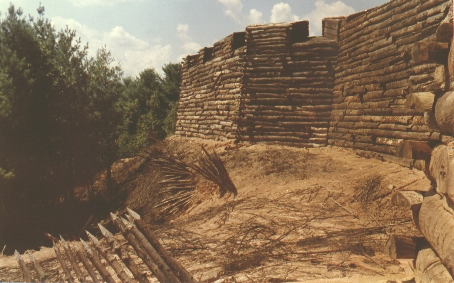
(436, 22, 453, 43)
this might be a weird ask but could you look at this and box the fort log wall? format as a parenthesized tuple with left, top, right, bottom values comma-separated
(176, 0, 452, 154)
(329, 0, 451, 156)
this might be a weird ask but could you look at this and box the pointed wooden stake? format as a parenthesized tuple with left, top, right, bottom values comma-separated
(98, 223, 151, 283)
(72, 242, 100, 283)
(111, 212, 174, 283)
(86, 230, 136, 283)
(53, 242, 74, 281)
(127, 207, 198, 283)
(28, 251, 50, 282)
(60, 235, 85, 282)
(80, 238, 116, 283)
(121, 215, 182, 283)
(14, 250, 32, 282)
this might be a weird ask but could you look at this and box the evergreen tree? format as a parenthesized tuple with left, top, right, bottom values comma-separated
(0, 5, 125, 251)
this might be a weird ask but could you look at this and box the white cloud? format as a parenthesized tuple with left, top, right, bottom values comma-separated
(67, 0, 143, 7)
(218, 0, 243, 23)
(303, 0, 355, 36)
(270, 3, 298, 23)
(177, 24, 202, 61)
(218, 0, 263, 25)
(51, 16, 172, 76)
(247, 9, 263, 25)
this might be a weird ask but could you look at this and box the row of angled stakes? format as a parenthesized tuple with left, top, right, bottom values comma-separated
(15, 208, 198, 283)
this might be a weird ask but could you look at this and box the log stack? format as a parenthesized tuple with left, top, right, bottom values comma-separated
(236, 21, 338, 147)
(175, 33, 246, 140)
(328, 0, 450, 155)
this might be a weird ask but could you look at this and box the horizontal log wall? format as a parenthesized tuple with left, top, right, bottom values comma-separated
(328, 0, 450, 154)
(237, 21, 338, 148)
(175, 34, 246, 140)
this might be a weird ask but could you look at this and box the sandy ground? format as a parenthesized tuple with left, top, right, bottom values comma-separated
(0, 136, 430, 282)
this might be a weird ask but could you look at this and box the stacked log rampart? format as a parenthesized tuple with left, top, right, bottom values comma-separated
(329, 0, 451, 155)
(175, 33, 246, 140)
(176, 20, 340, 146)
(237, 21, 338, 147)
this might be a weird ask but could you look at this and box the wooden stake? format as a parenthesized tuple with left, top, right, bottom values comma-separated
(111, 212, 176, 283)
(53, 242, 74, 282)
(98, 223, 150, 283)
(14, 250, 32, 282)
(86, 230, 136, 283)
(60, 235, 86, 282)
(28, 251, 50, 283)
(71, 242, 100, 283)
(127, 208, 198, 283)
(80, 238, 116, 283)
(120, 216, 182, 283)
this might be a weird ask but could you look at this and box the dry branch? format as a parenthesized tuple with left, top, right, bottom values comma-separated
(190, 146, 237, 197)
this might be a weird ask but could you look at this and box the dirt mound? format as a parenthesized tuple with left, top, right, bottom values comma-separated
(0, 136, 430, 282)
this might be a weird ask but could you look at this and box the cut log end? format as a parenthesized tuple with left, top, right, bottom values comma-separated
(385, 235, 427, 259)
(436, 22, 453, 43)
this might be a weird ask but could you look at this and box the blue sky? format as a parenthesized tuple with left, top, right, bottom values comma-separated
(0, 0, 388, 77)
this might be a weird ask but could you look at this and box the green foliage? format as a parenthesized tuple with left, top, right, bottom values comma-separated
(0, 5, 127, 250)
(118, 63, 181, 157)
(0, 4, 182, 252)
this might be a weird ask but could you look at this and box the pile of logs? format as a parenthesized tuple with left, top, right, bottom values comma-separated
(386, 14, 454, 277)
(237, 21, 338, 148)
(14, 208, 197, 283)
(175, 32, 245, 140)
(176, 19, 341, 148)
(328, 0, 451, 155)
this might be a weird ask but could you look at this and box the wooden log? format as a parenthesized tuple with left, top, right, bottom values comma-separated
(435, 3, 453, 43)
(391, 191, 424, 210)
(120, 217, 184, 283)
(424, 112, 439, 130)
(429, 144, 454, 196)
(86, 230, 136, 283)
(418, 193, 454, 277)
(127, 208, 197, 283)
(60, 236, 85, 282)
(435, 91, 454, 134)
(53, 242, 74, 282)
(416, 248, 454, 283)
(385, 234, 426, 259)
(28, 251, 50, 283)
(80, 239, 116, 283)
(14, 250, 32, 282)
(111, 213, 177, 283)
(391, 190, 424, 229)
(395, 140, 433, 160)
(98, 223, 150, 283)
(405, 92, 435, 112)
(71, 242, 100, 283)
